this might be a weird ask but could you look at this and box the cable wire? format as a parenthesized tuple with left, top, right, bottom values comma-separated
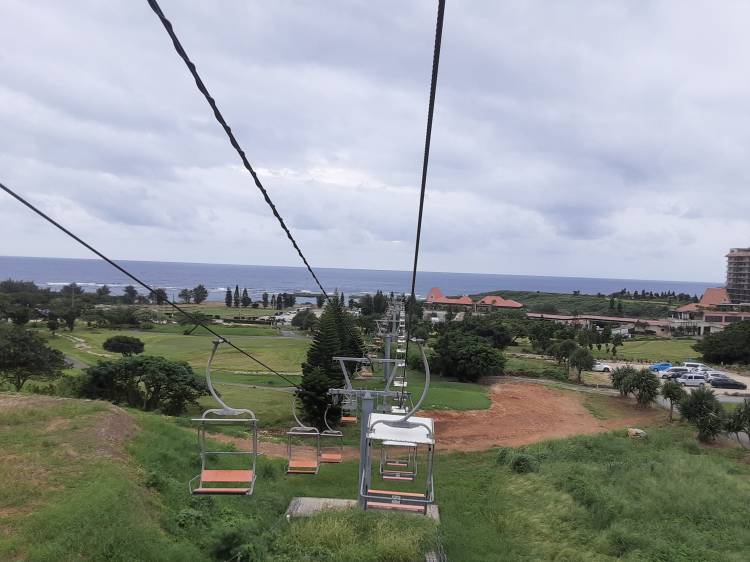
(401, 0, 446, 401)
(145, 0, 331, 305)
(0, 181, 302, 390)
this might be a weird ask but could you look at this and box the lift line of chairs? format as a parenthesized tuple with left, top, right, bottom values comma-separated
(189, 314, 436, 515)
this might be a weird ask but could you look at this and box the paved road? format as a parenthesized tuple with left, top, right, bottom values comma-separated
(64, 355, 88, 369)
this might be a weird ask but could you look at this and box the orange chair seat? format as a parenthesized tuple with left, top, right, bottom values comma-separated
(368, 489, 426, 499)
(194, 487, 251, 495)
(201, 469, 254, 483)
(320, 453, 342, 463)
(366, 501, 425, 513)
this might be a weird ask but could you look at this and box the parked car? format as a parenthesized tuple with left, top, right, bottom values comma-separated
(705, 371, 730, 382)
(649, 362, 672, 372)
(592, 362, 613, 372)
(710, 378, 748, 390)
(661, 366, 690, 380)
(683, 362, 708, 371)
(677, 373, 707, 387)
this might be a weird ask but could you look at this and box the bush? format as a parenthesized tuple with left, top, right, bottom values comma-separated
(610, 366, 637, 397)
(630, 368, 660, 406)
(80, 355, 208, 415)
(496, 447, 513, 465)
(510, 453, 539, 474)
(103, 335, 144, 356)
(693, 320, 750, 364)
(434, 331, 506, 382)
(678, 386, 724, 442)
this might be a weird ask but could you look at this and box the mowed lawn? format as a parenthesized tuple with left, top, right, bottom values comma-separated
(47, 327, 310, 373)
(593, 338, 701, 364)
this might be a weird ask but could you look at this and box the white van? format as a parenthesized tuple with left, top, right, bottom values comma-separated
(677, 373, 707, 387)
(683, 362, 708, 371)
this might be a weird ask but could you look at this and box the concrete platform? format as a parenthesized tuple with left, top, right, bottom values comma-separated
(285, 497, 357, 519)
(285, 497, 440, 522)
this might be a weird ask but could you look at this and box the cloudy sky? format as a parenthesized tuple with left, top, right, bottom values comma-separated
(1, 0, 749, 282)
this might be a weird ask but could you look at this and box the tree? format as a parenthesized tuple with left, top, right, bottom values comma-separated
(292, 309, 319, 331)
(660, 379, 686, 422)
(0, 325, 66, 391)
(557, 339, 579, 374)
(60, 307, 79, 331)
(434, 331, 506, 382)
(299, 302, 361, 426)
(270, 294, 277, 309)
(462, 314, 514, 349)
(96, 285, 111, 299)
(192, 284, 209, 304)
(316, 294, 325, 308)
(8, 307, 31, 326)
(611, 334, 624, 356)
(528, 321, 556, 351)
(123, 285, 138, 304)
(241, 288, 251, 308)
(569, 347, 594, 383)
(629, 368, 660, 406)
(679, 386, 724, 442)
(178, 288, 193, 304)
(80, 355, 208, 415)
(150, 288, 168, 305)
(694, 321, 750, 364)
(262, 292, 269, 308)
(610, 366, 637, 396)
(233, 285, 240, 308)
(225, 288, 233, 308)
(373, 290, 387, 314)
(47, 317, 60, 336)
(723, 404, 748, 445)
(103, 335, 145, 356)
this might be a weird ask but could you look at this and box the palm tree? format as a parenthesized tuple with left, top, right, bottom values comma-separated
(660, 380, 685, 422)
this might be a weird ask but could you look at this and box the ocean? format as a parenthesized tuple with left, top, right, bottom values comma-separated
(0, 256, 721, 302)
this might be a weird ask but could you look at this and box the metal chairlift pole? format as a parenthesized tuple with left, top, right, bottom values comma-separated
(357, 391, 375, 508)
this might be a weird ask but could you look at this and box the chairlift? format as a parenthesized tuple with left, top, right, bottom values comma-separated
(320, 405, 344, 464)
(189, 339, 257, 496)
(360, 340, 436, 514)
(286, 396, 320, 475)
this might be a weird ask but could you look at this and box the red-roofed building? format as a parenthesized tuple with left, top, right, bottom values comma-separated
(671, 286, 750, 335)
(424, 288, 524, 319)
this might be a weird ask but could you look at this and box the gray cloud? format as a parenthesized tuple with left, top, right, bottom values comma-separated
(1, 0, 749, 281)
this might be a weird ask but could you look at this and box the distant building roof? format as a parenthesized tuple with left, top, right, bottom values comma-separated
(477, 295, 524, 309)
(699, 287, 731, 306)
(425, 287, 473, 306)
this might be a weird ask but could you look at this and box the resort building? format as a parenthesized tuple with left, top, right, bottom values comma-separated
(424, 287, 523, 312)
(727, 247, 750, 304)
(671, 287, 750, 335)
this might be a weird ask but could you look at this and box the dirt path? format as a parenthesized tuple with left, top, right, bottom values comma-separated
(210, 432, 361, 461)
(426, 382, 664, 452)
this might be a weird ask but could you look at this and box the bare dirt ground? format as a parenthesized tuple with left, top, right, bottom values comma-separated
(427, 381, 664, 452)
(211, 381, 664, 458)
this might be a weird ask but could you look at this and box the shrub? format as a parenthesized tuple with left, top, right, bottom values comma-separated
(678, 386, 724, 442)
(693, 320, 750, 364)
(630, 368, 660, 406)
(103, 335, 144, 356)
(434, 331, 506, 382)
(496, 447, 513, 465)
(510, 453, 539, 474)
(661, 380, 686, 422)
(610, 366, 637, 397)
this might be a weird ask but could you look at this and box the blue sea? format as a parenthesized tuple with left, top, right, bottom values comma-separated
(0, 255, 720, 302)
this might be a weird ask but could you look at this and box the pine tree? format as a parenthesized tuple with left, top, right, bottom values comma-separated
(225, 288, 232, 308)
(241, 288, 251, 308)
(233, 285, 240, 308)
(262, 292, 269, 308)
(271, 294, 276, 308)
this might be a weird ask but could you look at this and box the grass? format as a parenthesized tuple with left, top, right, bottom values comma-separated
(148, 323, 279, 337)
(4, 393, 750, 561)
(438, 426, 750, 561)
(47, 327, 310, 372)
(186, 383, 297, 429)
(581, 394, 629, 420)
(594, 338, 701, 364)
(504, 355, 567, 381)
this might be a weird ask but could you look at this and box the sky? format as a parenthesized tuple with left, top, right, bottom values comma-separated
(1, 0, 749, 282)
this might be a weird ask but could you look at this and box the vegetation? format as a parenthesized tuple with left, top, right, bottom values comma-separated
(299, 301, 363, 427)
(679, 386, 725, 442)
(80, 356, 208, 415)
(569, 347, 595, 383)
(594, 337, 700, 363)
(476, 289, 686, 318)
(103, 335, 145, 356)
(291, 308, 319, 331)
(433, 331, 506, 382)
(694, 320, 750, 364)
(0, 325, 66, 391)
(661, 379, 686, 422)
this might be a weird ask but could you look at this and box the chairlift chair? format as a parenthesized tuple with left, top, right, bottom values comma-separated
(320, 405, 344, 464)
(286, 396, 321, 475)
(380, 440, 418, 481)
(189, 339, 257, 496)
